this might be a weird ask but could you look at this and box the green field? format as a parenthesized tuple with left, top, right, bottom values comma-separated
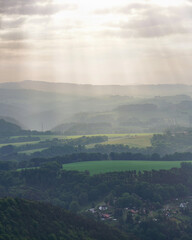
(18, 148, 48, 155)
(102, 134, 153, 148)
(0, 141, 40, 147)
(63, 133, 154, 148)
(38, 133, 155, 141)
(1, 133, 155, 148)
(0, 133, 157, 156)
(62, 160, 188, 175)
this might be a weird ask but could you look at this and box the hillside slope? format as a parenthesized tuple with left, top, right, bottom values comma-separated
(0, 119, 22, 136)
(0, 198, 132, 240)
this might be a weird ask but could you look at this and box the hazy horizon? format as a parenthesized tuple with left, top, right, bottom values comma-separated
(1, 79, 192, 87)
(0, 0, 192, 85)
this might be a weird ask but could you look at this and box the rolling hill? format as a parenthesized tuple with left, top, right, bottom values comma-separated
(1, 80, 192, 97)
(0, 198, 131, 240)
(1, 81, 192, 132)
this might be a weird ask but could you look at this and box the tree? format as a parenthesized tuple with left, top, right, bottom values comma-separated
(69, 201, 80, 213)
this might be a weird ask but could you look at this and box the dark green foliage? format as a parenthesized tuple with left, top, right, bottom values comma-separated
(0, 145, 15, 155)
(0, 136, 40, 144)
(0, 119, 21, 137)
(0, 119, 52, 138)
(116, 193, 142, 208)
(0, 198, 130, 240)
(0, 164, 192, 239)
(0, 163, 191, 210)
(151, 131, 192, 154)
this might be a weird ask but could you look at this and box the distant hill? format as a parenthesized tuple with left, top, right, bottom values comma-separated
(0, 88, 123, 130)
(116, 103, 158, 112)
(1, 80, 192, 97)
(0, 198, 131, 240)
(1, 81, 192, 131)
(0, 119, 22, 137)
(0, 103, 25, 119)
(54, 97, 192, 134)
(0, 116, 22, 127)
(54, 122, 112, 135)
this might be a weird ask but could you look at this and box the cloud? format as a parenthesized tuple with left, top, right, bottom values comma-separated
(0, 17, 26, 29)
(0, 30, 26, 40)
(0, 0, 77, 15)
(99, 3, 192, 38)
(135, 25, 189, 38)
(94, 3, 151, 15)
(117, 3, 151, 14)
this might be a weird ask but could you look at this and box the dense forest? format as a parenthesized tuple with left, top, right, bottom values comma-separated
(0, 162, 190, 209)
(0, 198, 130, 240)
(0, 119, 52, 137)
(0, 163, 192, 239)
(151, 130, 192, 154)
(1, 150, 192, 171)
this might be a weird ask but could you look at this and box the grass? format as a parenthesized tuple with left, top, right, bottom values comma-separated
(17, 167, 39, 172)
(102, 134, 153, 148)
(18, 148, 48, 155)
(0, 141, 40, 147)
(62, 160, 188, 176)
(4, 133, 157, 148)
(38, 133, 156, 139)
(62, 133, 155, 148)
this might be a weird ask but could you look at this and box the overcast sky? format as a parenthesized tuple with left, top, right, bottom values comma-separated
(0, 0, 192, 85)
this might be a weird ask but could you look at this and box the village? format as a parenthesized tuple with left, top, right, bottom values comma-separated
(85, 196, 192, 226)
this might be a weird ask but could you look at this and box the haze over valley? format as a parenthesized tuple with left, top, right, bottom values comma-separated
(1, 80, 192, 133)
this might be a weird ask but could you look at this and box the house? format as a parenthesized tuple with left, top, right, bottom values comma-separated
(88, 208, 96, 213)
(129, 209, 137, 214)
(99, 206, 108, 211)
(102, 214, 111, 219)
(179, 203, 187, 208)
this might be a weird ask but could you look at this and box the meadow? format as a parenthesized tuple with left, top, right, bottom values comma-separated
(101, 134, 153, 148)
(0, 141, 40, 147)
(18, 148, 48, 155)
(62, 160, 188, 175)
(2, 133, 155, 154)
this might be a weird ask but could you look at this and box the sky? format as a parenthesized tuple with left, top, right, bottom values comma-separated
(0, 0, 192, 85)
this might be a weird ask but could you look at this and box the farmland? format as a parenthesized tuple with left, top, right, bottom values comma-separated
(0, 141, 40, 147)
(62, 160, 187, 175)
(51, 133, 154, 148)
(18, 148, 48, 155)
(101, 134, 153, 148)
(0, 133, 155, 155)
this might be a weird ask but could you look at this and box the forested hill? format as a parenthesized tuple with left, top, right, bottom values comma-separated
(0, 119, 52, 137)
(0, 119, 22, 137)
(0, 198, 131, 240)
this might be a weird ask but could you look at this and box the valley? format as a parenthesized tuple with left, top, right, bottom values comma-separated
(1, 83, 192, 240)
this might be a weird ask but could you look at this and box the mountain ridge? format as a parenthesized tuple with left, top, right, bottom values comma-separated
(1, 80, 192, 97)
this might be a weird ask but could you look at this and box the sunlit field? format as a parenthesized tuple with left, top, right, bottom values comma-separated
(2, 133, 155, 153)
(62, 160, 187, 175)
(18, 148, 48, 155)
(101, 134, 154, 148)
(0, 141, 40, 147)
